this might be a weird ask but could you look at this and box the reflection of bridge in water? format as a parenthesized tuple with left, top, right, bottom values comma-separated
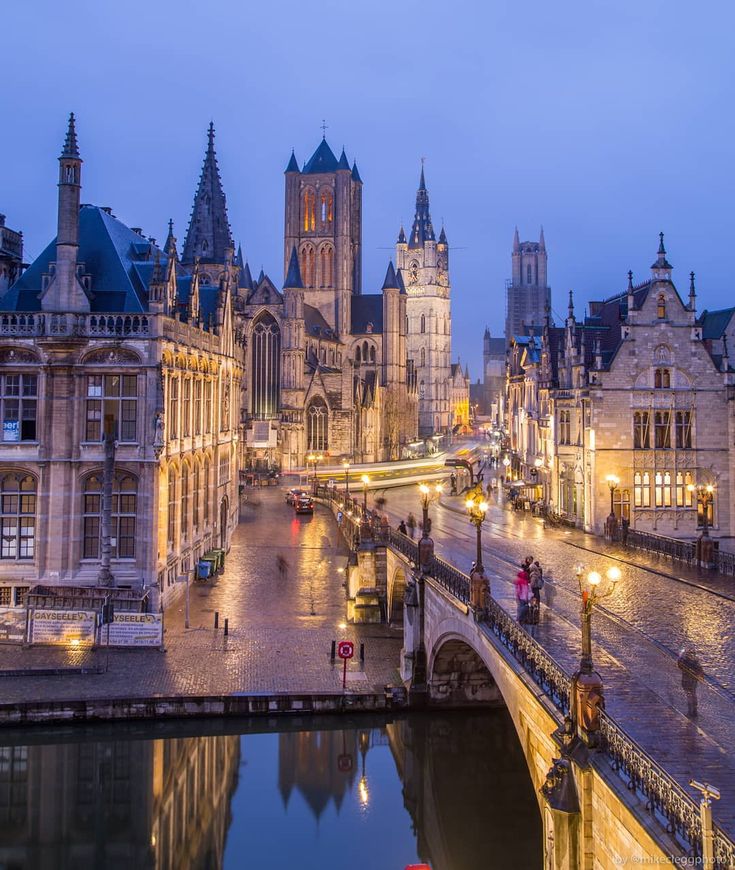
(322, 486, 735, 868)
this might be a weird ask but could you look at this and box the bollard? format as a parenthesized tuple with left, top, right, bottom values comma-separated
(360, 643, 365, 664)
(224, 618, 229, 637)
(330, 640, 336, 662)
(214, 611, 219, 630)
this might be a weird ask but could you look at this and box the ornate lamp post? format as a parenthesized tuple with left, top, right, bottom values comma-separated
(361, 474, 370, 516)
(342, 460, 351, 500)
(605, 474, 620, 540)
(465, 484, 489, 571)
(417, 482, 443, 569)
(688, 482, 715, 567)
(573, 564, 620, 745)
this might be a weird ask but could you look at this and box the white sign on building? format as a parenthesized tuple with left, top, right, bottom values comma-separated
(101, 612, 163, 647)
(28, 609, 97, 646)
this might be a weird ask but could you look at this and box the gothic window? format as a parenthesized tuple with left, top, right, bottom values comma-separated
(203, 458, 210, 524)
(86, 374, 137, 442)
(654, 471, 672, 507)
(676, 471, 694, 506)
(633, 471, 651, 507)
(83, 473, 137, 559)
(0, 474, 36, 560)
(355, 345, 361, 364)
(657, 294, 666, 319)
(320, 189, 334, 226)
(527, 264, 533, 284)
(420, 348, 426, 367)
(613, 488, 630, 521)
(180, 464, 190, 541)
(654, 411, 671, 448)
(251, 312, 281, 419)
(633, 411, 650, 449)
(369, 346, 376, 364)
(182, 379, 191, 437)
(654, 368, 670, 389)
(167, 376, 178, 440)
(302, 189, 316, 232)
(193, 462, 200, 531)
(300, 244, 315, 287)
(1, 374, 37, 442)
(194, 380, 202, 436)
(362, 341, 368, 360)
(204, 380, 212, 433)
(675, 411, 692, 449)
(167, 470, 176, 548)
(307, 398, 328, 451)
(319, 244, 334, 287)
(419, 380, 425, 398)
(420, 314, 426, 334)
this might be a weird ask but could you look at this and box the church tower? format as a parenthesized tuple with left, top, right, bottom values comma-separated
(182, 123, 234, 283)
(283, 136, 362, 338)
(505, 227, 551, 343)
(396, 167, 452, 436)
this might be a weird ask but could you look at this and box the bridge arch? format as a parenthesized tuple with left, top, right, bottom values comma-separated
(429, 634, 503, 706)
(387, 566, 408, 625)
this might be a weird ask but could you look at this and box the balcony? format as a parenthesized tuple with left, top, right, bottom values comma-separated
(0, 312, 151, 339)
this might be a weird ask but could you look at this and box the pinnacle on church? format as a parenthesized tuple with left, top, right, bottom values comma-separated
(438, 225, 448, 245)
(513, 226, 520, 252)
(627, 271, 634, 292)
(381, 260, 400, 291)
(337, 148, 350, 170)
(351, 161, 362, 183)
(284, 246, 304, 289)
(409, 165, 435, 249)
(397, 226, 406, 244)
(650, 231, 673, 271)
(164, 219, 177, 259)
(236, 245, 253, 290)
(182, 122, 234, 267)
(61, 112, 80, 158)
(539, 226, 546, 250)
(285, 150, 300, 173)
(303, 139, 339, 174)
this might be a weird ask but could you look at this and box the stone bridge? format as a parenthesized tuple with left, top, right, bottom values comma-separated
(319, 489, 735, 870)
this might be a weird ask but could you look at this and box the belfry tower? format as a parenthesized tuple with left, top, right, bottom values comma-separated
(396, 167, 452, 435)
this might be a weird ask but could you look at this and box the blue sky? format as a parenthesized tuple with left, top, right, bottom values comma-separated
(2, 0, 733, 376)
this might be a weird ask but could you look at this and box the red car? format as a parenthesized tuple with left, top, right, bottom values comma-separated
(294, 495, 314, 514)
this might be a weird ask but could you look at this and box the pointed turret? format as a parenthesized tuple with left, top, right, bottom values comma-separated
(337, 148, 350, 170)
(689, 271, 697, 312)
(62, 112, 80, 158)
(650, 231, 673, 278)
(567, 289, 575, 321)
(285, 150, 300, 173)
(164, 219, 178, 260)
(438, 225, 448, 245)
(303, 139, 339, 174)
(351, 161, 362, 183)
(236, 245, 253, 291)
(381, 260, 400, 291)
(513, 226, 520, 253)
(539, 226, 546, 250)
(397, 226, 406, 244)
(182, 123, 234, 267)
(284, 246, 304, 289)
(409, 165, 435, 248)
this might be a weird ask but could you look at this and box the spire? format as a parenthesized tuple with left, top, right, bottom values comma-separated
(650, 231, 673, 273)
(539, 225, 546, 250)
(397, 225, 406, 244)
(658, 231, 666, 255)
(438, 225, 448, 245)
(285, 150, 300, 173)
(568, 289, 575, 320)
(61, 112, 80, 158)
(164, 219, 177, 259)
(627, 270, 634, 293)
(303, 139, 339, 174)
(284, 246, 304, 289)
(381, 260, 400, 291)
(409, 164, 435, 249)
(484, 326, 491, 339)
(351, 161, 362, 183)
(513, 227, 520, 253)
(236, 245, 253, 290)
(689, 271, 697, 311)
(337, 148, 350, 170)
(182, 123, 234, 267)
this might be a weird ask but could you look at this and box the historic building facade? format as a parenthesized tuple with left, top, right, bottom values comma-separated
(396, 169, 453, 436)
(506, 236, 735, 540)
(0, 116, 243, 608)
(0, 213, 24, 295)
(505, 228, 551, 344)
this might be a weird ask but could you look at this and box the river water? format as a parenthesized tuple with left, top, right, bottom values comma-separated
(0, 710, 542, 869)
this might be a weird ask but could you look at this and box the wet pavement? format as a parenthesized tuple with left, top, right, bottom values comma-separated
(379, 483, 735, 836)
(0, 490, 403, 701)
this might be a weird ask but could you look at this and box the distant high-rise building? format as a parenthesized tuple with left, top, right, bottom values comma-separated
(505, 227, 551, 343)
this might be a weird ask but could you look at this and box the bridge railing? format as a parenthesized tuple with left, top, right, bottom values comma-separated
(625, 528, 696, 565)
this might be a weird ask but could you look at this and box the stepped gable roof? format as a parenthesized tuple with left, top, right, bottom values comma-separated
(700, 307, 735, 340)
(303, 139, 339, 174)
(351, 294, 384, 334)
(0, 205, 179, 313)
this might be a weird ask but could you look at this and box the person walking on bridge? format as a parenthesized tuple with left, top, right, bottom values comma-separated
(398, 519, 408, 536)
(514, 565, 532, 624)
(406, 512, 416, 540)
(677, 646, 704, 718)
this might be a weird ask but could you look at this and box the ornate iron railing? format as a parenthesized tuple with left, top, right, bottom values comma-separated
(625, 528, 696, 565)
(715, 547, 735, 576)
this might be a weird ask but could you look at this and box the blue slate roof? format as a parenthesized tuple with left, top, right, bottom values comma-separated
(0, 205, 175, 313)
(303, 139, 339, 174)
(700, 307, 735, 340)
(351, 294, 383, 334)
(285, 151, 300, 173)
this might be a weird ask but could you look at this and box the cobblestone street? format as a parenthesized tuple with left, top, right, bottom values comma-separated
(0, 490, 403, 701)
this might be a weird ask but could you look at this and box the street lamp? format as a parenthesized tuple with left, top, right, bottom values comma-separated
(465, 484, 489, 571)
(688, 483, 714, 538)
(605, 474, 620, 539)
(575, 564, 620, 673)
(342, 460, 351, 499)
(418, 482, 443, 538)
(361, 474, 370, 515)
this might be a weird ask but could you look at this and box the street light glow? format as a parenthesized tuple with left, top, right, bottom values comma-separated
(607, 567, 622, 583)
(465, 498, 474, 510)
(419, 483, 430, 495)
(587, 571, 602, 586)
(361, 474, 370, 485)
(479, 501, 489, 512)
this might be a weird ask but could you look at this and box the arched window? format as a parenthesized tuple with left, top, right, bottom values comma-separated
(319, 245, 334, 287)
(83, 473, 137, 559)
(203, 458, 210, 524)
(300, 244, 315, 288)
(302, 189, 316, 232)
(420, 314, 426, 334)
(420, 347, 426, 366)
(307, 398, 328, 451)
(0, 473, 36, 559)
(320, 189, 333, 226)
(193, 462, 200, 531)
(251, 313, 281, 419)
(657, 294, 666, 319)
(167, 470, 176, 547)
(362, 341, 368, 360)
(419, 380, 425, 398)
(181, 464, 190, 541)
(369, 346, 376, 364)
(654, 368, 670, 389)
(355, 345, 361, 363)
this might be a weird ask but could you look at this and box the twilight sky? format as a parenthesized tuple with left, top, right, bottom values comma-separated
(2, 0, 733, 377)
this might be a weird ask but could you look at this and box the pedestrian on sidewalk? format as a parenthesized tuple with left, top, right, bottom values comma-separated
(677, 646, 704, 718)
(276, 553, 289, 580)
(398, 519, 408, 535)
(407, 512, 416, 539)
(621, 516, 630, 545)
(514, 565, 532, 623)
(529, 560, 544, 605)
(450, 473, 457, 495)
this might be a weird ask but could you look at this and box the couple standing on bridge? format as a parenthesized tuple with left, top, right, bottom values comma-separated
(514, 557, 544, 628)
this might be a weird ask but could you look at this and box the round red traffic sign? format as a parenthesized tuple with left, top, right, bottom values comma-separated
(337, 640, 354, 660)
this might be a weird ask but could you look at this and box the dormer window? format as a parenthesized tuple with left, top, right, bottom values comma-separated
(657, 294, 666, 319)
(654, 368, 670, 389)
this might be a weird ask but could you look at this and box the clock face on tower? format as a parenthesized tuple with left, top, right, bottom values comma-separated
(409, 262, 419, 283)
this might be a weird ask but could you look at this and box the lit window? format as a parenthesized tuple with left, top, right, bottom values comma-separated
(0, 474, 36, 559)
(307, 398, 328, 451)
(83, 473, 137, 559)
(654, 471, 672, 507)
(676, 471, 694, 506)
(302, 189, 316, 231)
(634, 471, 651, 507)
(657, 294, 666, 318)
(1, 374, 37, 442)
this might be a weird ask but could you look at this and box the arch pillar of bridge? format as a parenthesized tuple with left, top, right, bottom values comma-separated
(346, 540, 382, 623)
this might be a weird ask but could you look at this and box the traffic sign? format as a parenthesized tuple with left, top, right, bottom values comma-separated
(337, 641, 354, 660)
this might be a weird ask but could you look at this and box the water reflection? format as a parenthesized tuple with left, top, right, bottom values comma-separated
(0, 711, 541, 870)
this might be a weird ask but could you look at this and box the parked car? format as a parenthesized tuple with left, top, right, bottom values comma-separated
(286, 487, 308, 505)
(294, 495, 314, 515)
